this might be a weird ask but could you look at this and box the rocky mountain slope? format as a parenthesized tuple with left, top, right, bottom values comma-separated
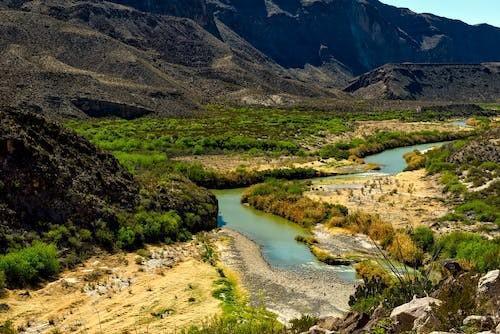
(0, 0, 499, 115)
(0, 107, 217, 256)
(345, 63, 500, 100)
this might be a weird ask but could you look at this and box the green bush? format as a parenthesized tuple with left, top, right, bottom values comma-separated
(411, 226, 435, 252)
(437, 232, 500, 272)
(0, 270, 5, 291)
(135, 211, 181, 242)
(0, 242, 59, 288)
(0, 321, 17, 334)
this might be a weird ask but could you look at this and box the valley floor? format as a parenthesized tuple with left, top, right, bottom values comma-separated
(307, 169, 449, 229)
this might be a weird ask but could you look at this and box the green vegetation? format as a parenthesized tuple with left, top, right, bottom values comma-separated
(437, 232, 500, 272)
(67, 105, 354, 158)
(403, 150, 426, 171)
(0, 242, 59, 288)
(318, 130, 466, 160)
(242, 180, 348, 228)
(425, 130, 500, 227)
(170, 162, 321, 188)
(66, 105, 472, 189)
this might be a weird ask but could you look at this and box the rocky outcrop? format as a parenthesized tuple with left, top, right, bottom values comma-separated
(390, 296, 442, 333)
(344, 63, 500, 101)
(448, 128, 500, 164)
(0, 107, 219, 253)
(0, 107, 139, 250)
(477, 270, 500, 308)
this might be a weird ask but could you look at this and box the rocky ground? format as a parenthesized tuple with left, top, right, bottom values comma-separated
(217, 229, 355, 323)
(307, 170, 449, 229)
(302, 268, 500, 334)
(0, 241, 220, 334)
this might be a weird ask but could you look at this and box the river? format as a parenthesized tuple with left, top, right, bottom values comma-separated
(213, 141, 449, 276)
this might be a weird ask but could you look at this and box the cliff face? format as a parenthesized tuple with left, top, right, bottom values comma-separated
(344, 63, 500, 100)
(207, 0, 500, 74)
(0, 107, 139, 250)
(0, 0, 499, 106)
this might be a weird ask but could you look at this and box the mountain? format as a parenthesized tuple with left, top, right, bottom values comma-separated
(0, 0, 499, 114)
(110, 0, 500, 75)
(0, 106, 218, 255)
(345, 63, 500, 100)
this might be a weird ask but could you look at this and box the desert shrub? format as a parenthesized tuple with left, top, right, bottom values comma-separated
(354, 260, 393, 285)
(403, 150, 427, 171)
(0, 242, 59, 288)
(134, 211, 181, 243)
(345, 211, 394, 244)
(411, 226, 435, 252)
(388, 232, 423, 266)
(440, 171, 467, 194)
(0, 321, 17, 334)
(289, 315, 318, 333)
(456, 199, 498, 222)
(432, 273, 479, 331)
(437, 232, 500, 272)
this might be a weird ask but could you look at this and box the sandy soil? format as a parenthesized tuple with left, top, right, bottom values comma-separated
(1, 242, 221, 334)
(217, 229, 355, 323)
(307, 170, 449, 228)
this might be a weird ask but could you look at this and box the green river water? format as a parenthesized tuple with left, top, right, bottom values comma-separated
(213, 141, 450, 281)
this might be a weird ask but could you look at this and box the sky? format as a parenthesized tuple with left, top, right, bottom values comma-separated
(379, 0, 500, 27)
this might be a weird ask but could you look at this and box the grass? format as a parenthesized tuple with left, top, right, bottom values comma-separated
(183, 267, 284, 334)
(437, 232, 500, 272)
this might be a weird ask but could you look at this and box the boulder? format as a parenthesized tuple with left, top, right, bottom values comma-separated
(443, 260, 463, 276)
(463, 315, 495, 331)
(477, 270, 500, 301)
(390, 296, 442, 332)
(307, 325, 335, 334)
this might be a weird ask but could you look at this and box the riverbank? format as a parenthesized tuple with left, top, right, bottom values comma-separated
(216, 229, 355, 323)
(308, 169, 449, 229)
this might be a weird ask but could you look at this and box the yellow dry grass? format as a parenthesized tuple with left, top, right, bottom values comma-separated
(0, 245, 221, 334)
(308, 170, 449, 228)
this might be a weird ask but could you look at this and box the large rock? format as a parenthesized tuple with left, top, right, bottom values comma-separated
(463, 315, 495, 331)
(390, 296, 442, 332)
(478, 270, 500, 302)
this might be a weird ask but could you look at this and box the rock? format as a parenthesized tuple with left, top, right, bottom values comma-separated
(325, 311, 369, 333)
(477, 270, 500, 301)
(443, 260, 463, 276)
(307, 325, 334, 334)
(316, 316, 340, 330)
(390, 296, 442, 332)
(463, 315, 495, 331)
(414, 312, 442, 334)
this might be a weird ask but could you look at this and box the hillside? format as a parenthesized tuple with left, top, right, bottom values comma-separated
(0, 0, 499, 115)
(0, 0, 341, 118)
(0, 107, 217, 285)
(345, 63, 500, 100)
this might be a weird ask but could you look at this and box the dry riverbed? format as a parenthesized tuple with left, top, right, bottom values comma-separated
(216, 229, 355, 323)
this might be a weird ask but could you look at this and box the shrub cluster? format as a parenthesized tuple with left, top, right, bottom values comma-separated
(0, 242, 59, 288)
(242, 180, 347, 228)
